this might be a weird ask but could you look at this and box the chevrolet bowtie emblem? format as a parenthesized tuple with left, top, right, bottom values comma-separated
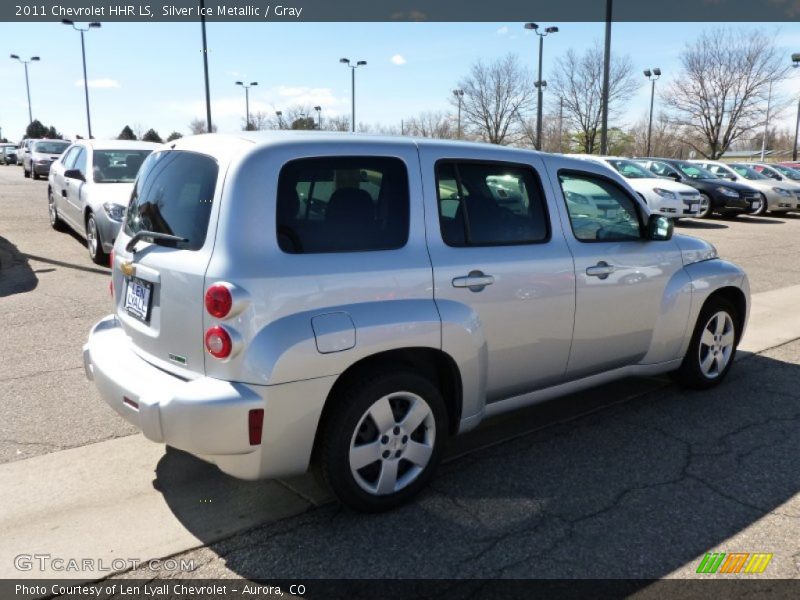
(120, 261, 136, 277)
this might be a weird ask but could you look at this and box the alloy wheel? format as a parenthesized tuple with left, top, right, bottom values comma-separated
(348, 391, 436, 496)
(698, 311, 735, 379)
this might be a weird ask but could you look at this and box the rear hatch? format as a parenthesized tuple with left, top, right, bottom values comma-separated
(112, 149, 221, 379)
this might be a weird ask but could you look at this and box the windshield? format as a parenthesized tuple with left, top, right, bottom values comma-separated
(675, 162, 718, 180)
(772, 165, 800, 180)
(731, 164, 768, 180)
(124, 150, 218, 251)
(606, 159, 653, 179)
(33, 141, 70, 154)
(93, 150, 154, 183)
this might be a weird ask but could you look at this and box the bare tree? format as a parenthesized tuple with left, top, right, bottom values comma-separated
(188, 117, 217, 134)
(550, 43, 639, 154)
(454, 53, 535, 145)
(403, 111, 455, 139)
(243, 111, 275, 131)
(665, 28, 788, 159)
(323, 114, 351, 132)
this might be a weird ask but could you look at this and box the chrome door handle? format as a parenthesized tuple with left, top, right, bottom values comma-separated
(586, 261, 616, 280)
(452, 270, 495, 292)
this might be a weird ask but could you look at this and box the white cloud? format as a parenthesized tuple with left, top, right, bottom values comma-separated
(74, 78, 121, 89)
(496, 26, 509, 35)
(391, 54, 407, 66)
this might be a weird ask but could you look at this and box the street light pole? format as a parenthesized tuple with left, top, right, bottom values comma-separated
(452, 89, 464, 139)
(600, 0, 613, 155)
(314, 105, 322, 129)
(62, 20, 101, 139)
(643, 68, 661, 157)
(340, 58, 367, 133)
(199, 0, 212, 133)
(760, 80, 773, 162)
(524, 23, 559, 150)
(235, 81, 258, 130)
(792, 54, 800, 161)
(10, 54, 39, 125)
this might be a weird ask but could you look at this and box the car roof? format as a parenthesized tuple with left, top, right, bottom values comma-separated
(71, 139, 162, 151)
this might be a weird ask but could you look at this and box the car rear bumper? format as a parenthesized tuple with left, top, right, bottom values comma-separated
(83, 315, 335, 480)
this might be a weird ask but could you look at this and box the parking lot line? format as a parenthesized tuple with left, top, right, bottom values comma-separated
(1, 282, 799, 581)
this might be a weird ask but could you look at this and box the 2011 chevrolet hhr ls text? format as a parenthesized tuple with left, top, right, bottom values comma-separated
(83, 133, 750, 511)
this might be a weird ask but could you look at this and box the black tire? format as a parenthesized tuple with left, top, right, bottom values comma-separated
(319, 369, 448, 512)
(23, 167, 30, 179)
(672, 296, 740, 389)
(32, 170, 39, 180)
(48, 189, 65, 231)
(696, 193, 713, 219)
(85, 213, 108, 265)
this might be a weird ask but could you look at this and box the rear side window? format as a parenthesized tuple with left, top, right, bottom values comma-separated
(436, 160, 549, 246)
(276, 156, 409, 253)
(124, 150, 218, 251)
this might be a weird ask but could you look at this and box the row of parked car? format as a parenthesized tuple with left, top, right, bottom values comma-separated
(569, 154, 800, 219)
(5, 137, 159, 264)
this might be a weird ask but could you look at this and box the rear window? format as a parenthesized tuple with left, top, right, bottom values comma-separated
(124, 150, 218, 251)
(34, 141, 69, 154)
(93, 150, 153, 183)
(276, 156, 409, 254)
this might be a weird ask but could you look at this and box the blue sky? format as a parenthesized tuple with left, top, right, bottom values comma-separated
(1, 21, 799, 142)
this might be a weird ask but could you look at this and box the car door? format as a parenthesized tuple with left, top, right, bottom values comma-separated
(544, 158, 684, 378)
(64, 147, 89, 229)
(52, 145, 77, 205)
(420, 145, 576, 403)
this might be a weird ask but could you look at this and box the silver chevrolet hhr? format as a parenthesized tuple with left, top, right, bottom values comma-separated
(83, 133, 750, 511)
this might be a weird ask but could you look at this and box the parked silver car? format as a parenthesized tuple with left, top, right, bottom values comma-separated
(48, 140, 160, 264)
(23, 139, 70, 179)
(83, 133, 750, 511)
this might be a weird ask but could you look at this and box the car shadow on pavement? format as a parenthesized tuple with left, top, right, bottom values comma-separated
(676, 220, 728, 230)
(154, 350, 800, 581)
(735, 216, 785, 225)
(0, 235, 37, 297)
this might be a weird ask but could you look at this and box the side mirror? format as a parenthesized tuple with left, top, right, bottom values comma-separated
(667, 172, 681, 181)
(64, 168, 85, 182)
(647, 214, 673, 241)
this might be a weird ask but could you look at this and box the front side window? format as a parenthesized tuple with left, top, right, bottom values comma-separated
(731, 165, 768, 181)
(124, 150, 218, 251)
(559, 172, 642, 242)
(436, 161, 548, 247)
(676, 163, 716, 180)
(60, 146, 80, 168)
(72, 149, 87, 176)
(276, 156, 409, 254)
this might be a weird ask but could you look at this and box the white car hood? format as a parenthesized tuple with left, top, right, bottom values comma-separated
(623, 177, 698, 195)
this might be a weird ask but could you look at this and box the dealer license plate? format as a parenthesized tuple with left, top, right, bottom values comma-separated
(124, 277, 153, 322)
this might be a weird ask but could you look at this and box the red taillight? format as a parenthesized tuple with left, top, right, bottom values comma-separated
(248, 409, 264, 445)
(205, 284, 233, 319)
(204, 325, 232, 359)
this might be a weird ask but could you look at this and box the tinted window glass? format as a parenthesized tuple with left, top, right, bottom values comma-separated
(124, 150, 218, 251)
(34, 141, 70, 154)
(93, 150, 153, 183)
(559, 172, 642, 242)
(276, 156, 409, 254)
(436, 161, 548, 246)
(72, 149, 87, 176)
(60, 146, 79, 168)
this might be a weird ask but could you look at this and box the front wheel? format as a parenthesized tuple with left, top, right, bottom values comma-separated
(86, 213, 108, 265)
(749, 194, 767, 216)
(23, 167, 30, 179)
(696, 193, 712, 219)
(672, 297, 740, 389)
(319, 370, 447, 512)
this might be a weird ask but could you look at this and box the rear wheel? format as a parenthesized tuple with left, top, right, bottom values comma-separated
(320, 370, 447, 512)
(672, 296, 740, 389)
(23, 166, 30, 178)
(696, 193, 712, 219)
(48, 189, 65, 231)
(86, 213, 108, 265)
(32, 170, 40, 180)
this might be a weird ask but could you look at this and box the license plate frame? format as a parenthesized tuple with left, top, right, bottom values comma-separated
(124, 276, 153, 323)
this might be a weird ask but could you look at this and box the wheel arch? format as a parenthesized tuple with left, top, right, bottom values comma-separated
(311, 347, 463, 462)
(703, 285, 747, 341)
